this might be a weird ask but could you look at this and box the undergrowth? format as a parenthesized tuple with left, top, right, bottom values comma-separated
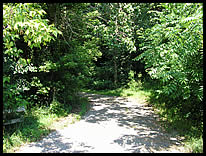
(3, 96, 89, 153)
(142, 79, 203, 153)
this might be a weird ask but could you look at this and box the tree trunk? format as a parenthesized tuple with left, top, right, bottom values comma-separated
(114, 58, 117, 88)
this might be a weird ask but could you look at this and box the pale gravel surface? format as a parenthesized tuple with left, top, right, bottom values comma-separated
(16, 92, 187, 153)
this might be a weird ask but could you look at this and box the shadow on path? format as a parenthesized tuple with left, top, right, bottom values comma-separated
(80, 92, 183, 152)
(18, 130, 95, 153)
(16, 92, 184, 153)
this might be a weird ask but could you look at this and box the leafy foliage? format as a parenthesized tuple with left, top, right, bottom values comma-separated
(3, 3, 61, 112)
(137, 3, 203, 122)
(84, 3, 139, 89)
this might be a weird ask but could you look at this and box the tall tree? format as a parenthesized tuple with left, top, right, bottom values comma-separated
(85, 3, 137, 88)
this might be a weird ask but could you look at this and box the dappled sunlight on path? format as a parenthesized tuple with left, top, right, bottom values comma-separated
(16, 92, 186, 153)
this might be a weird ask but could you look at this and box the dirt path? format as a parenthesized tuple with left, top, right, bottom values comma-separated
(16, 92, 186, 153)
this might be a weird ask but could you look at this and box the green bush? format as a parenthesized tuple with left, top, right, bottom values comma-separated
(185, 136, 203, 153)
(49, 99, 64, 114)
(137, 3, 203, 122)
(3, 3, 61, 116)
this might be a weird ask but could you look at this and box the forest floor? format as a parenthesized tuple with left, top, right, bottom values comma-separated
(15, 92, 187, 153)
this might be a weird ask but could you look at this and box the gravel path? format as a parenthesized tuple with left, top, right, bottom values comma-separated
(16, 92, 186, 153)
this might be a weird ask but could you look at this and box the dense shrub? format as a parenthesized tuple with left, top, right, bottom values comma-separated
(137, 3, 203, 123)
(3, 3, 61, 113)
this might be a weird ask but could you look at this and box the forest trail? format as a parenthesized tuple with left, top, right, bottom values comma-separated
(16, 92, 186, 153)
